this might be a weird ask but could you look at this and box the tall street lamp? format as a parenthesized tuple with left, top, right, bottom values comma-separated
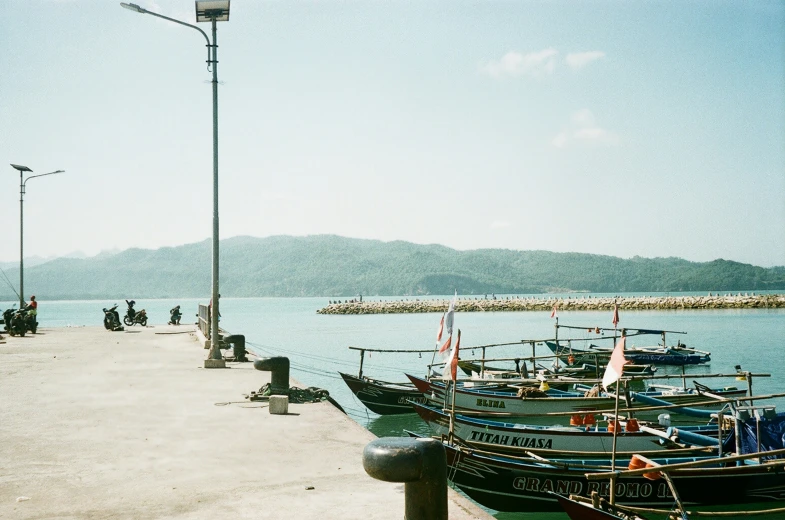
(120, 1, 229, 366)
(10, 164, 65, 307)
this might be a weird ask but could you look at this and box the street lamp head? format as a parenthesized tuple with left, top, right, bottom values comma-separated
(10, 164, 33, 173)
(120, 2, 146, 14)
(195, 0, 230, 22)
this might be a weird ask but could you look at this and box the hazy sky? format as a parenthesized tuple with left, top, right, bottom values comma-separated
(1, 0, 783, 267)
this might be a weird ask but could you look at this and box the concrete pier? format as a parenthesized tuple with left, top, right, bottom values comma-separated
(0, 326, 491, 520)
(317, 293, 785, 315)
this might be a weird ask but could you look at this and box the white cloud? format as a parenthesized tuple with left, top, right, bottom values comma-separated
(574, 127, 620, 146)
(565, 51, 606, 70)
(490, 220, 511, 229)
(481, 49, 605, 78)
(551, 109, 619, 148)
(571, 109, 595, 127)
(481, 49, 558, 79)
(551, 132, 569, 148)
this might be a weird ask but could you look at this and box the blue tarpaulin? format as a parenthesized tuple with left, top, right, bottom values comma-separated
(722, 412, 785, 460)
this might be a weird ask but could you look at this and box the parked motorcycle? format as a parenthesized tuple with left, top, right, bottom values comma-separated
(3, 306, 27, 337)
(124, 308, 148, 326)
(123, 300, 148, 327)
(21, 307, 37, 334)
(2, 306, 15, 332)
(103, 305, 123, 331)
(168, 305, 182, 325)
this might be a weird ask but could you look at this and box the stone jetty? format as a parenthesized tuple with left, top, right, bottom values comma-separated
(317, 293, 785, 315)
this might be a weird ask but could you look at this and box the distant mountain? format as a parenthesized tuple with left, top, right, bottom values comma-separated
(0, 256, 54, 270)
(1, 235, 783, 300)
(0, 249, 119, 270)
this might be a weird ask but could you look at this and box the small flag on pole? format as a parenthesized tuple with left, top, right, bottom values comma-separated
(612, 303, 620, 328)
(445, 291, 457, 335)
(550, 305, 558, 318)
(436, 313, 445, 343)
(602, 336, 630, 390)
(438, 334, 452, 354)
(449, 329, 461, 381)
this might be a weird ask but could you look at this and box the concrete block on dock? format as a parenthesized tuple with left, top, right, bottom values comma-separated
(269, 395, 289, 415)
(203, 359, 226, 369)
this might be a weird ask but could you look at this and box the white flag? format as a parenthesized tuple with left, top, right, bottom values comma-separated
(435, 312, 445, 345)
(445, 291, 457, 336)
(602, 336, 630, 390)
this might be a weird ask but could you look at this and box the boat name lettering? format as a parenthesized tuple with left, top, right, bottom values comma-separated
(397, 396, 429, 405)
(468, 431, 553, 449)
(475, 398, 506, 409)
(512, 478, 582, 495)
(513, 478, 663, 499)
(585, 480, 662, 499)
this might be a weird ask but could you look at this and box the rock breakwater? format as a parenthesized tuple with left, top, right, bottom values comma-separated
(317, 294, 785, 315)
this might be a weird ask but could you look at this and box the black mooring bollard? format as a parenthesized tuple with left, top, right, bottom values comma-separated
(253, 357, 290, 395)
(363, 437, 447, 520)
(223, 334, 248, 362)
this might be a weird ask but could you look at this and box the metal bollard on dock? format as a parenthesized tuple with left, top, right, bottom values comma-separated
(362, 437, 448, 520)
(253, 357, 290, 395)
(223, 334, 248, 362)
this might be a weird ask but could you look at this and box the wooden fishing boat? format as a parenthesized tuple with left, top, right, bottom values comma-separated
(338, 372, 429, 415)
(545, 340, 711, 366)
(339, 372, 520, 415)
(406, 374, 747, 424)
(440, 442, 785, 512)
(410, 401, 722, 455)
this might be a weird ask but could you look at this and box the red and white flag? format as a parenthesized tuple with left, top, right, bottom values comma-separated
(448, 329, 461, 381)
(550, 305, 558, 318)
(436, 313, 445, 344)
(602, 336, 630, 390)
(612, 303, 620, 328)
(438, 334, 452, 354)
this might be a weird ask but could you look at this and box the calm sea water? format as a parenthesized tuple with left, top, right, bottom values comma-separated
(5, 294, 784, 519)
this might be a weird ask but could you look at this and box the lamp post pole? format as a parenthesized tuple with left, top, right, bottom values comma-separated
(120, 2, 229, 363)
(10, 164, 65, 307)
(209, 16, 221, 361)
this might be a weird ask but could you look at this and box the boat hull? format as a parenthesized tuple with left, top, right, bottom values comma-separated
(406, 374, 746, 424)
(411, 402, 719, 455)
(545, 341, 710, 366)
(339, 372, 428, 415)
(444, 444, 785, 512)
(554, 494, 649, 520)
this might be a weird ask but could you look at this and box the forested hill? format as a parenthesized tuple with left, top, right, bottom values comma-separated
(2, 235, 784, 300)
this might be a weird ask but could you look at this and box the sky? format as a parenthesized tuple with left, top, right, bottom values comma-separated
(1, 0, 783, 268)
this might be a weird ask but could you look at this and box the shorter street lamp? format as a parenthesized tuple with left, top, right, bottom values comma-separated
(10, 164, 65, 307)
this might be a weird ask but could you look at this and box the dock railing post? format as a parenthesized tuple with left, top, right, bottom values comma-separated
(363, 437, 448, 520)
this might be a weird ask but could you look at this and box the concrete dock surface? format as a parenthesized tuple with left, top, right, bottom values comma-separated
(0, 326, 493, 520)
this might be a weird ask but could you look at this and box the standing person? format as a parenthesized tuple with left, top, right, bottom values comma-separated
(208, 294, 221, 319)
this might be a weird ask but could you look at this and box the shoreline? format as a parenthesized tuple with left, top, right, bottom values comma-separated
(317, 293, 785, 315)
